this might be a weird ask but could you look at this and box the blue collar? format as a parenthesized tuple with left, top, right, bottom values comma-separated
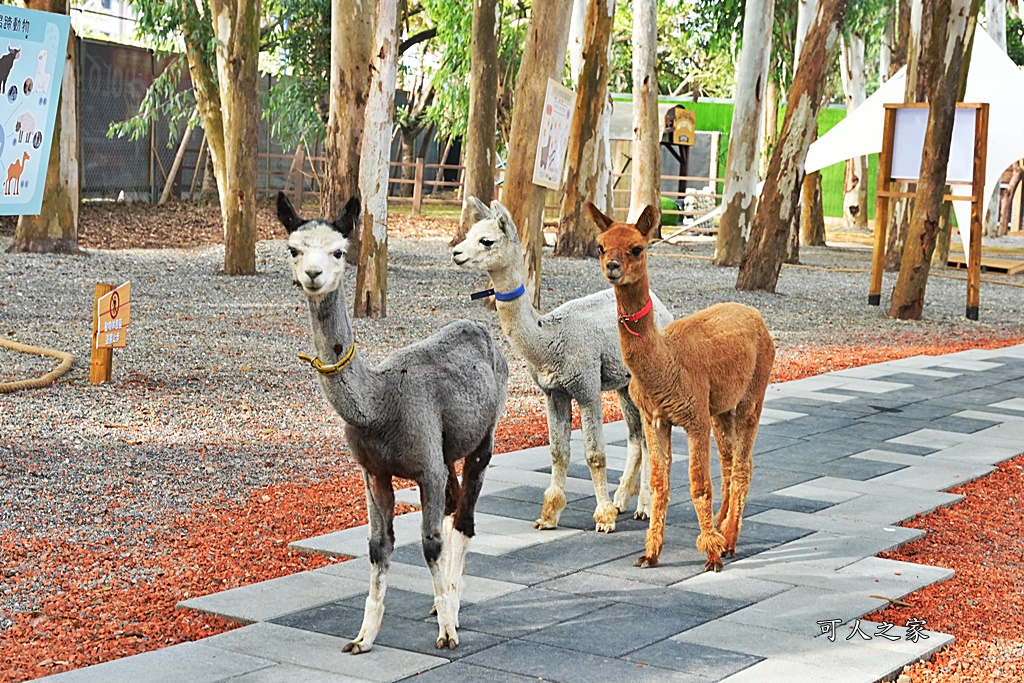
(470, 284, 526, 302)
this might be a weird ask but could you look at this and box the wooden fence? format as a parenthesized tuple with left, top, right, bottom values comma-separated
(247, 148, 725, 225)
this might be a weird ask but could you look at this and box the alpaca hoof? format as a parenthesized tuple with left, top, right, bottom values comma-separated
(633, 554, 659, 568)
(534, 518, 557, 530)
(633, 509, 650, 521)
(704, 556, 723, 573)
(436, 636, 458, 650)
(595, 520, 615, 533)
(593, 502, 618, 533)
(343, 641, 369, 654)
(723, 548, 736, 559)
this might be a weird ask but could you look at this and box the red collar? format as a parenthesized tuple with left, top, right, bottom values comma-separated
(618, 297, 653, 337)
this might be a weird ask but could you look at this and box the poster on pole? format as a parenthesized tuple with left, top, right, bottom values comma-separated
(532, 78, 576, 190)
(0, 6, 70, 216)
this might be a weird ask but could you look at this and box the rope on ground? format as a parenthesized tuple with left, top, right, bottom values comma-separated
(0, 338, 75, 394)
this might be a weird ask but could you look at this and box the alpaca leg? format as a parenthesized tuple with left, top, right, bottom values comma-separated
(447, 433, 494, 618)
(711, 411, 737, 556)
(636, 418, 672, 568)
(536, 390, 572, 530)
(420, 473, 459, 650)
(344, 472, 395, 654)
(613, 389, 645, 519)
(687, 422, 726, 572)
(722, 399, 764, 559)
(581, 399, 617, 533)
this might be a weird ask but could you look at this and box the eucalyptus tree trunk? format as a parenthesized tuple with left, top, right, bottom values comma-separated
(8, 1, 79, 255)
(759, 78, 778, 180)
(568, 0, 589, 83)
(502, 0, 573, 309)
(354, 0, 400, 319)
(324, 0, 374, 221)
(791, 0, 821, 260)
(885, 0, 933, 271)
(715, 0, 773, 266)
(999, 164, 1023, 235)
(736, 0, 846, 292)
(986, 0, 1006, 49)
(881, 9, 894, 80)
(208, 0, 260, 276)
(628, 0, 660, 232)
(555, 0, 614, 258)
(889, 0, 973, 320)
(455, 0, 499, 243)
(840, 33, 869, 231)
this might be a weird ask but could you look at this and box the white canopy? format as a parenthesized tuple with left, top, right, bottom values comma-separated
(805, 30, 1024, 260)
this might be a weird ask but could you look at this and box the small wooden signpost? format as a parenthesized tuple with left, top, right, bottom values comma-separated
(869, 102, 989, 320)
(90, 281, 131, 384)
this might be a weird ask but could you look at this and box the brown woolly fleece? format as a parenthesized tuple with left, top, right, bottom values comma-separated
(587, 202, 776, 572)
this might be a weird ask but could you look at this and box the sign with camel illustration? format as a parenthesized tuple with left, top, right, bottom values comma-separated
(0, 7, 70, 216)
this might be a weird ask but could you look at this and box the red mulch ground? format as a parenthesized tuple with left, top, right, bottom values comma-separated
(4, 203, 1024, 681)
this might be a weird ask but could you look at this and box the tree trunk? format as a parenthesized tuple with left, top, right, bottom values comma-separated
(759, 77, 778, 179)
(889, 0, 973, 320)
(999, 165, 1023, 235)
(200, 150, 219, 205)
(555, 0, 614, 258)
(800, 172, 826, 245)
(568, 0, 589, 84)
(354, 0, 400, 319)
(840, 33, 869, 230)
(455, 0, 499, 244)
(628, 0, 660, 232)
(792, 0, 820, 260)
(886, 0, 934, 271)
(736, 0, 846, 292)
(986, 0, 1006, 49)
(209, 0, 260, 276)
(715, 0, 773, 266)
(502, 0, 573, 309)
(881, 8, 894, 80)
(323, 0, 374, 221)
(398, 131, 417, 198)
(8, 4, 79, 255)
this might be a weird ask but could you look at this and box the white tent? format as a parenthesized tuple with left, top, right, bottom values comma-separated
(805, 30, 1024, 260)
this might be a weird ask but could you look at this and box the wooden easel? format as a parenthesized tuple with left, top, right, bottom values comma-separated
(869, 102, 990, 320)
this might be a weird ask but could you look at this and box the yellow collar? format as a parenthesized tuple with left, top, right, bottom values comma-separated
(297, 342, 357, 376)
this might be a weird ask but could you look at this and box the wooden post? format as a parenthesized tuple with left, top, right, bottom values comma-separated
(412, 157, 425, 215)
(869, 105, 898, 305)
(966, 103, 989, 320)
(294, 145, 306, 209)
(90, 283, 113, 385)
(188, 134, 208, 201)
(158, 114, 197, 205)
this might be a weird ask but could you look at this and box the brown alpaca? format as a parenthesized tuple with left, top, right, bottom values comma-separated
(586, 202, 775, 572)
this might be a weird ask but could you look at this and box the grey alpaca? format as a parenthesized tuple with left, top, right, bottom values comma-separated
(277, 192, 508, 653)
(451, 198, 672, 532)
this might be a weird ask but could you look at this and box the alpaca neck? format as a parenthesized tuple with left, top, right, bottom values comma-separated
(306, 286, 383, 431)
(489, 263, 551, 366)
(611, 270, 665, 367)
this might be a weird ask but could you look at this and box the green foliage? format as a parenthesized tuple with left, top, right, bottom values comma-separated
(261, 0, 332, 149)
(106, 56, 195, 147)
(1009, 17, 1024, 66)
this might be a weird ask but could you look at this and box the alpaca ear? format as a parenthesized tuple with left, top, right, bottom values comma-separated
(333, 195, 361, 238)
(467, 196, 492, 223)
(635, 204, 660, 238)
(585, 202, 615, 233)
(276, 192, 305, 234)
(491, 200, 520, 243)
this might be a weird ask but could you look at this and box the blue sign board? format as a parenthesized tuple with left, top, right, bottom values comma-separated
(0, 7, 70, 216)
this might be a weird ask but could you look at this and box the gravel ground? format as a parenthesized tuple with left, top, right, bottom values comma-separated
(2, 232, 1024, 627)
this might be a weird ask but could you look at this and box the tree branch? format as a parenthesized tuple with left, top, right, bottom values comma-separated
(399, 27, 437, 55)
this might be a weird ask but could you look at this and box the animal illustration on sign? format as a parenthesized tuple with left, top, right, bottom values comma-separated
(0, 46, 21, 95)
(16, 111, 36, 143)
(34, 50, 50, 95)
(5, 152, 29, 196)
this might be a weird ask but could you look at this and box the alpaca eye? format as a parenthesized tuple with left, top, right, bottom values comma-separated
(631, 247, 644, 258)
(479, 238, 495, 249)
(597, 245, 605, 255)
(288, 247, 298, 257)
(333, 249, 345, 259)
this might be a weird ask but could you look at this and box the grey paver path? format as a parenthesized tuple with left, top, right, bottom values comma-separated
(36, 345, 1024, 683)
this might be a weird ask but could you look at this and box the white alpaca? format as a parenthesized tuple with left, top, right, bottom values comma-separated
(277, 192, 508, 653)
(34, 51, 50, 96)
(452, 198, 673, 532)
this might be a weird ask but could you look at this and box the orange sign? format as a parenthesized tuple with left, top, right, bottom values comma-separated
(96, 282, 131, 349)
(672, 106, 696, 146)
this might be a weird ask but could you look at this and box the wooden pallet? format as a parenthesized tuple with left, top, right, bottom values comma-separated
(947, 253, 1024, 275)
